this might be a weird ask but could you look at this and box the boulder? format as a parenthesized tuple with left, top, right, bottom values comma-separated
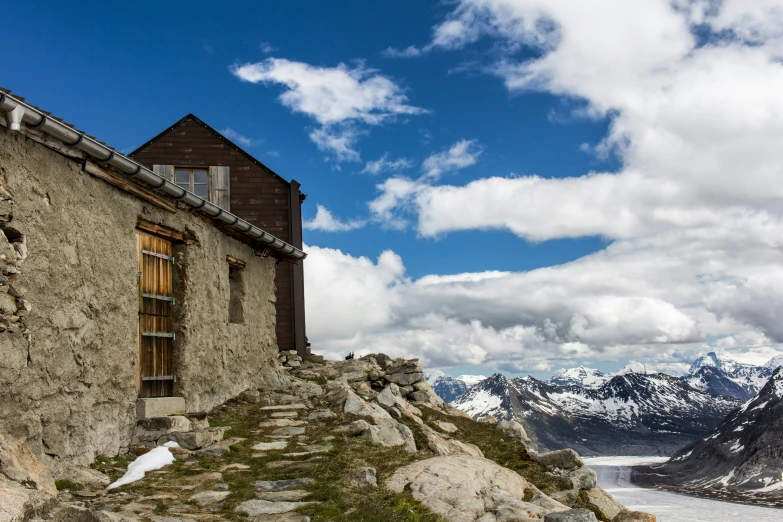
(386, 372, 425, 387)
(407, 390, 432, 403)
(376, 384, 401, 409)
(433, 421, 459, 434)
(243, 389, 262, 403)
(421, 426, 483, 457)
(544, 509, 598, 521)
(387, 456, 569, 522)
(585, 488, 625, 520)
(496, 420, 535, 451)
(345, 467, 377, 488)
(536, 449, 583, 471)
(549, 489, 578, 507)
(614, 511, 656, 522)
(0, 435, 57, 496)
(53, 466, 111, 489)
(569, 468, 597, 490)
(364, 420, 417, 453)
(0, 475, 55, 522)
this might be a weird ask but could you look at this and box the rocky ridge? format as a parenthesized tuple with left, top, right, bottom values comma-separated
(453, 372, 740, 456)
(637, 366, 783, 505)
(0, 354, 654, 522)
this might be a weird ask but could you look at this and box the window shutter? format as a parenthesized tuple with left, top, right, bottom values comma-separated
(209, 166, 231, 212)
(153, 164, 174, 182)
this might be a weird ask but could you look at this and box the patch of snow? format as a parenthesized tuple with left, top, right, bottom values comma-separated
(107, 442, 179, 490)
(671, 450, 693, 462)
(455, 389, 502, 417)
(729, 441, 744, 453)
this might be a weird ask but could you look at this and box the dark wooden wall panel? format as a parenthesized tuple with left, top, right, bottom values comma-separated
(130, 116, 300, 352)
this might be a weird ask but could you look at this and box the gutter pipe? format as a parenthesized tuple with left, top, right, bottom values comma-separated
(0, 92, 304, 260)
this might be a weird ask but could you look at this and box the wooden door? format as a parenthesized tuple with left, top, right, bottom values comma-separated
(136, 231, 175, 397)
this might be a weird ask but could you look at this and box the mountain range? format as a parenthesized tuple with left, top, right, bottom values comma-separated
(452, 371, 740, 456)
(424, 370, 486, 403)
(681, 351, 774, 401)
(638, 366, 783, 502)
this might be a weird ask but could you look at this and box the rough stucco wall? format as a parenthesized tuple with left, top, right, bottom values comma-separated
(0, 130, 285, 466)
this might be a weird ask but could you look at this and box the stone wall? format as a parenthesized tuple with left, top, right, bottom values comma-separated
(0, 129, 286, 467)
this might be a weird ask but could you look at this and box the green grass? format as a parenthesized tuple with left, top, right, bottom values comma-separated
(55, 480, 84, 491)
(92, 388, 605, 521)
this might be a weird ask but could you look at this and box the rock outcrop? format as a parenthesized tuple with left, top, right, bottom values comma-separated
(387, 455, 570, 522)
(649, 366, 783, 502)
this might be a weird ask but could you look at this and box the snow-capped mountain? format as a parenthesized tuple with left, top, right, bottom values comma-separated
(453, 372, 740, 456)
(765, 355, 783, 370)
(682, 352, 773, 401)
(655, 367, 783, 500)
(425, 371, 486, 403)
(549, 366, 608, 388)
(547, 361, 650, 389)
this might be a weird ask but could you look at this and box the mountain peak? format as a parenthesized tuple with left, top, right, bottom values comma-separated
(617, 361, 650, 375)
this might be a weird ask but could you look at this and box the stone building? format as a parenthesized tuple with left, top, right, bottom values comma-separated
(0, 89, 303, 466)
(129, 115, 308, 356)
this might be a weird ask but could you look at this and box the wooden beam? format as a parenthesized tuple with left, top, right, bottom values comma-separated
(136, 219, 185, 243)
(83, 160, 177, 213)
(226, 255, 247, 270)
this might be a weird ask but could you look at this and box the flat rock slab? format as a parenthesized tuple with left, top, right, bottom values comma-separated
(259, 404, 308, 411)
(220, 463, 251, 471)
(272, 426, 306, 437)
(545, 509, 598, 521)
(271, 412, 300, 418)
(235, 499, 315, 515)
(283, 443, 332, 457)
(306, 410, 337, 421)
(260, 419, 307, 428)
(267, 461, 316, 470)
(252, 441, 289, 451)
(433, 420, 459, 434)
(256, 478, 314, 492)
(257, 490, 311, 501)
(245, 513, 311, 522)
(190, 490, 230, 506)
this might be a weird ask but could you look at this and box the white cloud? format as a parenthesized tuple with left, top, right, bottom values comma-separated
(308, 126, 362, 162)
(382, 45, 424, 58)
(422, 139, 483, 180)
(259, 41, 276, 54)
(361, 153, 414, 175)
(303, 205, 365, 232)
(219, 128, 262, 148)
(304, 0, 783, 371)
(231, 58, 427, 161)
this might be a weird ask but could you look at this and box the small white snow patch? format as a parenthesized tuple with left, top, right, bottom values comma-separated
(107, 442, 179, 490)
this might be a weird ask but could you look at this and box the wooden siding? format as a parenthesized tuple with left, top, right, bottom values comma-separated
(130, 116, 299, 352)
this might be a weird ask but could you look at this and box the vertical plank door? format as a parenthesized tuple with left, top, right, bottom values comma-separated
(136, 231, 175, 397)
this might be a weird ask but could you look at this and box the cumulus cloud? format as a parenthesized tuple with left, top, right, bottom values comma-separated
(422, 139, 483, 180)
(362, 153, 414, 175)
(303, 205, 365, 232)
(382, 45, 424, 58)
(304, 0, 783, 372)
(231, 58, 427, 161)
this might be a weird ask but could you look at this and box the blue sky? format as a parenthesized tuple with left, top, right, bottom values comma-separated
(6, 1, 613, 278)
(7, 1, 783, 379)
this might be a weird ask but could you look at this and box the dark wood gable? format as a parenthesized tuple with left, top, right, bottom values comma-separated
(129, 115, 306, 355)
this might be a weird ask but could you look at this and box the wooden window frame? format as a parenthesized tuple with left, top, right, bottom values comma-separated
(174, 167, 210, 200)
